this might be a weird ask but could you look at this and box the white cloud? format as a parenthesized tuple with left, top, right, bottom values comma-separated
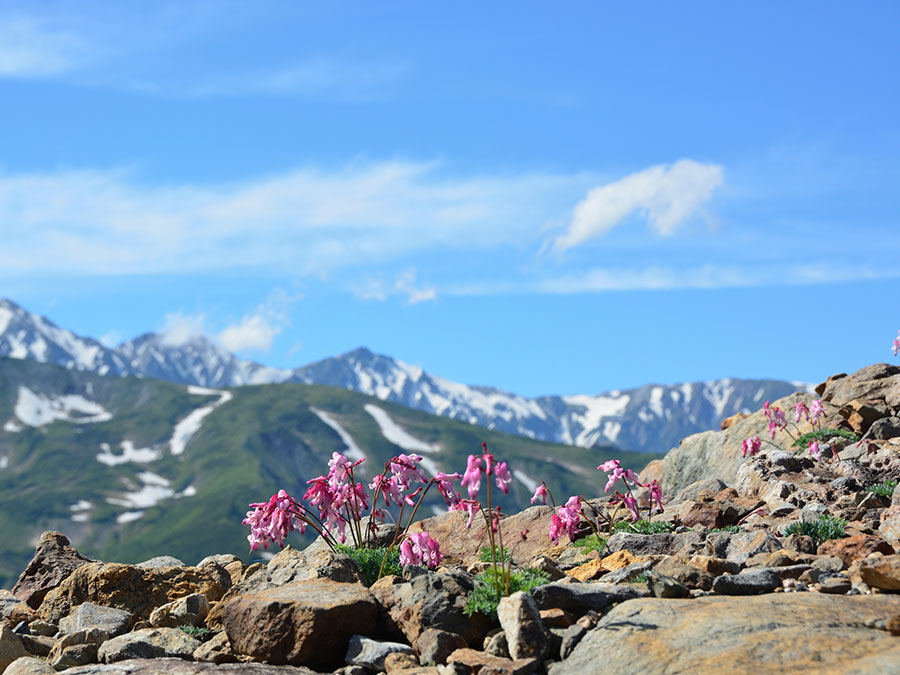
(0, 163, 588, 277)
(218, 314, 280, 352)
(159, 312, 207, 346)
(353, 268, 437, 305)
(553, 159, 724, 251)
(0, 17, 91, 77)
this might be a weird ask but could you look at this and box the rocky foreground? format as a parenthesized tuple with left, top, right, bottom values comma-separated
(3, 363, 900, 674)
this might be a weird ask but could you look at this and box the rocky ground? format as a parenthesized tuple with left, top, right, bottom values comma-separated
(2, 363, 900, 674)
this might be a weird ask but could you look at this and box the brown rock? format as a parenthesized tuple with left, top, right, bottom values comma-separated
(12, 532, 94, 609)
(820, 364, 900, 409)
(18, 634, 53, 657)
(0, 590, 37, 628)
(37, 562, 225, 624)
(849, 554, 900, 590)
(193, 631, 236, 664)
(447, 648, 538, 675)
(414, 628, 467, 666)
(721, 412, 748, 430)
(817, 534, 895, 567)
(538, 608, 574, 628)
(4, 656, 56, 675)
(678, 501, 724, 528)
(687, 555, 740, 576)
(221, 578, 377, 670)
(564, 559, 607, 582)
(0, 626, 30, 672)
(384, 651, 421, 673)
(652, 557, 715, 590)
(599, 550, 645, 571)
(406, 507, 565, 567)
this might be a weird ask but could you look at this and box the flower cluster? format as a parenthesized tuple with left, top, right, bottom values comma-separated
(548, 496, 581, 545)
(893, 330, 900, 357)
(741, 397, 832, 464)
(243, 489, 307, 551)
(399, 531, 443, 568)
(763, 401, 788, 440)
(741, 436, 762, 458)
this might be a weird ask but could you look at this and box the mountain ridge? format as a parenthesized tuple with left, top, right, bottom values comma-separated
(0, 298, 809, 453)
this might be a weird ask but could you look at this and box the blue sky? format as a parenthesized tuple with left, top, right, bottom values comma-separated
(1, 1, 898, 396)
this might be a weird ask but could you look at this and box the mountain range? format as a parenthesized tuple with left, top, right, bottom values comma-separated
(0, 298, 808, 454)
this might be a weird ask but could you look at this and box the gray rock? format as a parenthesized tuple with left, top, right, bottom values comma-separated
(98, 628, 200, 663)
(4, 656, 56, 675)
(344, 635, 414, 671)
(800, 503, 829, 521)
(605, 532, 675, 557)
(196, 554, 240, 568)
(50, 642, 99, 669)
(869, 416, 900, 441)
(645, 571, 691, 599)
(135, 556, 184, 569)
(0, 626, 29, 672)
(550, 593, 900, 674)
(703, 530, 782, 565)
(712, 568, 781, 595)
(559, 624, 585, 660)
(893, 480, 900, 507)
(18, 633, 53, 657)
(149, 593, 209, 628)
(27, 621, 57, 637)
(597, 560, 654, 584)
(12, 531, 95, 610)
(414, 628, 467, 666)
(60, 603, 133, 638)
(531, 582, 644, 613)
(57, 658, 321, 673)
(830, 477, 860, 492)
(483, 631, 509, 658)
(497, 592, 549, 660)
(819, 576, 852, 594)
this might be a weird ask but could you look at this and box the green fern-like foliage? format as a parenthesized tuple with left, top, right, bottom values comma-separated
(626, 572, 649, 584)
(464, 568, 549, 620)
(335, 544, 402, 586)
(791, 428, 857, 448)
(573, 533, 607, 554)
(781, 515, 847, 546)
(177, 625, 215, 642)
(479, 545, 511, 563)
(867, 479, 898, 498)
(612, 519, 674, 535)
(709, 525, 741, 533)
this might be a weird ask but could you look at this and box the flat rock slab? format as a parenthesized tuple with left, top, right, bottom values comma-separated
(51, 658, 320, 674)
(222, 578, 377, 671)
(551, 593, 900, 674)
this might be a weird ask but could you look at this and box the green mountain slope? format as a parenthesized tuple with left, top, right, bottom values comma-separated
(0, 357, 656, 588)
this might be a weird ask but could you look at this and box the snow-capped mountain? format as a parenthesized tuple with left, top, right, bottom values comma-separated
(0, 298, 810, 452)
(0, 299, 131, 376)
(116, 333, 291, 388)
(293, 347, 809, 454)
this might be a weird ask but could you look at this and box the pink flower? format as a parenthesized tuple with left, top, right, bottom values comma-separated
(808, 440, 821, 461)
(610, 491, 640, 522)
(597, 459, 639, 492)
(809, 399, 825, 424)
(450, 498, 480, 529)
(461, 454, 483, 499)
(432, 472, 462, 506)
(893, 330, 900, 357)
(793, 401, 809, 423)
(646, 480, 665, 512)
(549, 496, 582, 543)
(548, 513, 563, 545)
(494, 462, 512, 494)
(741, 436, 761, 458)
(327, 452, 363, 487)
(530, 482, 549, 505)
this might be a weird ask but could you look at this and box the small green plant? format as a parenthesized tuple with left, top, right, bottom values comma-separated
(177, 625, 215, 642)
(479, 545, 510, 563)
(572, 533, 607, 554)
(336, 544, 402, 586)
(791, 428, 857, 448)
(626, 572, 649, 584)
(782, 514, 847, 546)
(464, 567, 549, 619)
(612, 519, 674, 535)
(710, 525, 741, 533)
(867, 479, 898, 498)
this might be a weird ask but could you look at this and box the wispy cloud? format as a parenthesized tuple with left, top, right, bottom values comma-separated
(552, 159, 724, 251)
(0, 162, 587, 276)
(159, 311, 208, 346)
(352, 268, 437, 304)
(0, 17, 92, 77)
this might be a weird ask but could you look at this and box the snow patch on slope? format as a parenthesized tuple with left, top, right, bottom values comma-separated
(0, 456, 8, 470)
(170, 389, 232, 456)
(364, 404, 440, 453)
(13, 387, 112, 427)
(513, 469, 538, 493)
(97, 441, 163, 466)
(309, 407, 366, 463)
(3, 420, 22, 432)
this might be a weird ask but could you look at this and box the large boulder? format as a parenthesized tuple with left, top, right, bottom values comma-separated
(59, 603, 133, 638)
(98, 629, 200, 664)
(12, 532, 94, 609)
(551, 594, 900, 673)
(819, 364, 900, 409)
(371, 571, 492, 647)
(37, 563, 225, 624)
(58, 658, 320, 673)
(221, 578, 377, 671)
